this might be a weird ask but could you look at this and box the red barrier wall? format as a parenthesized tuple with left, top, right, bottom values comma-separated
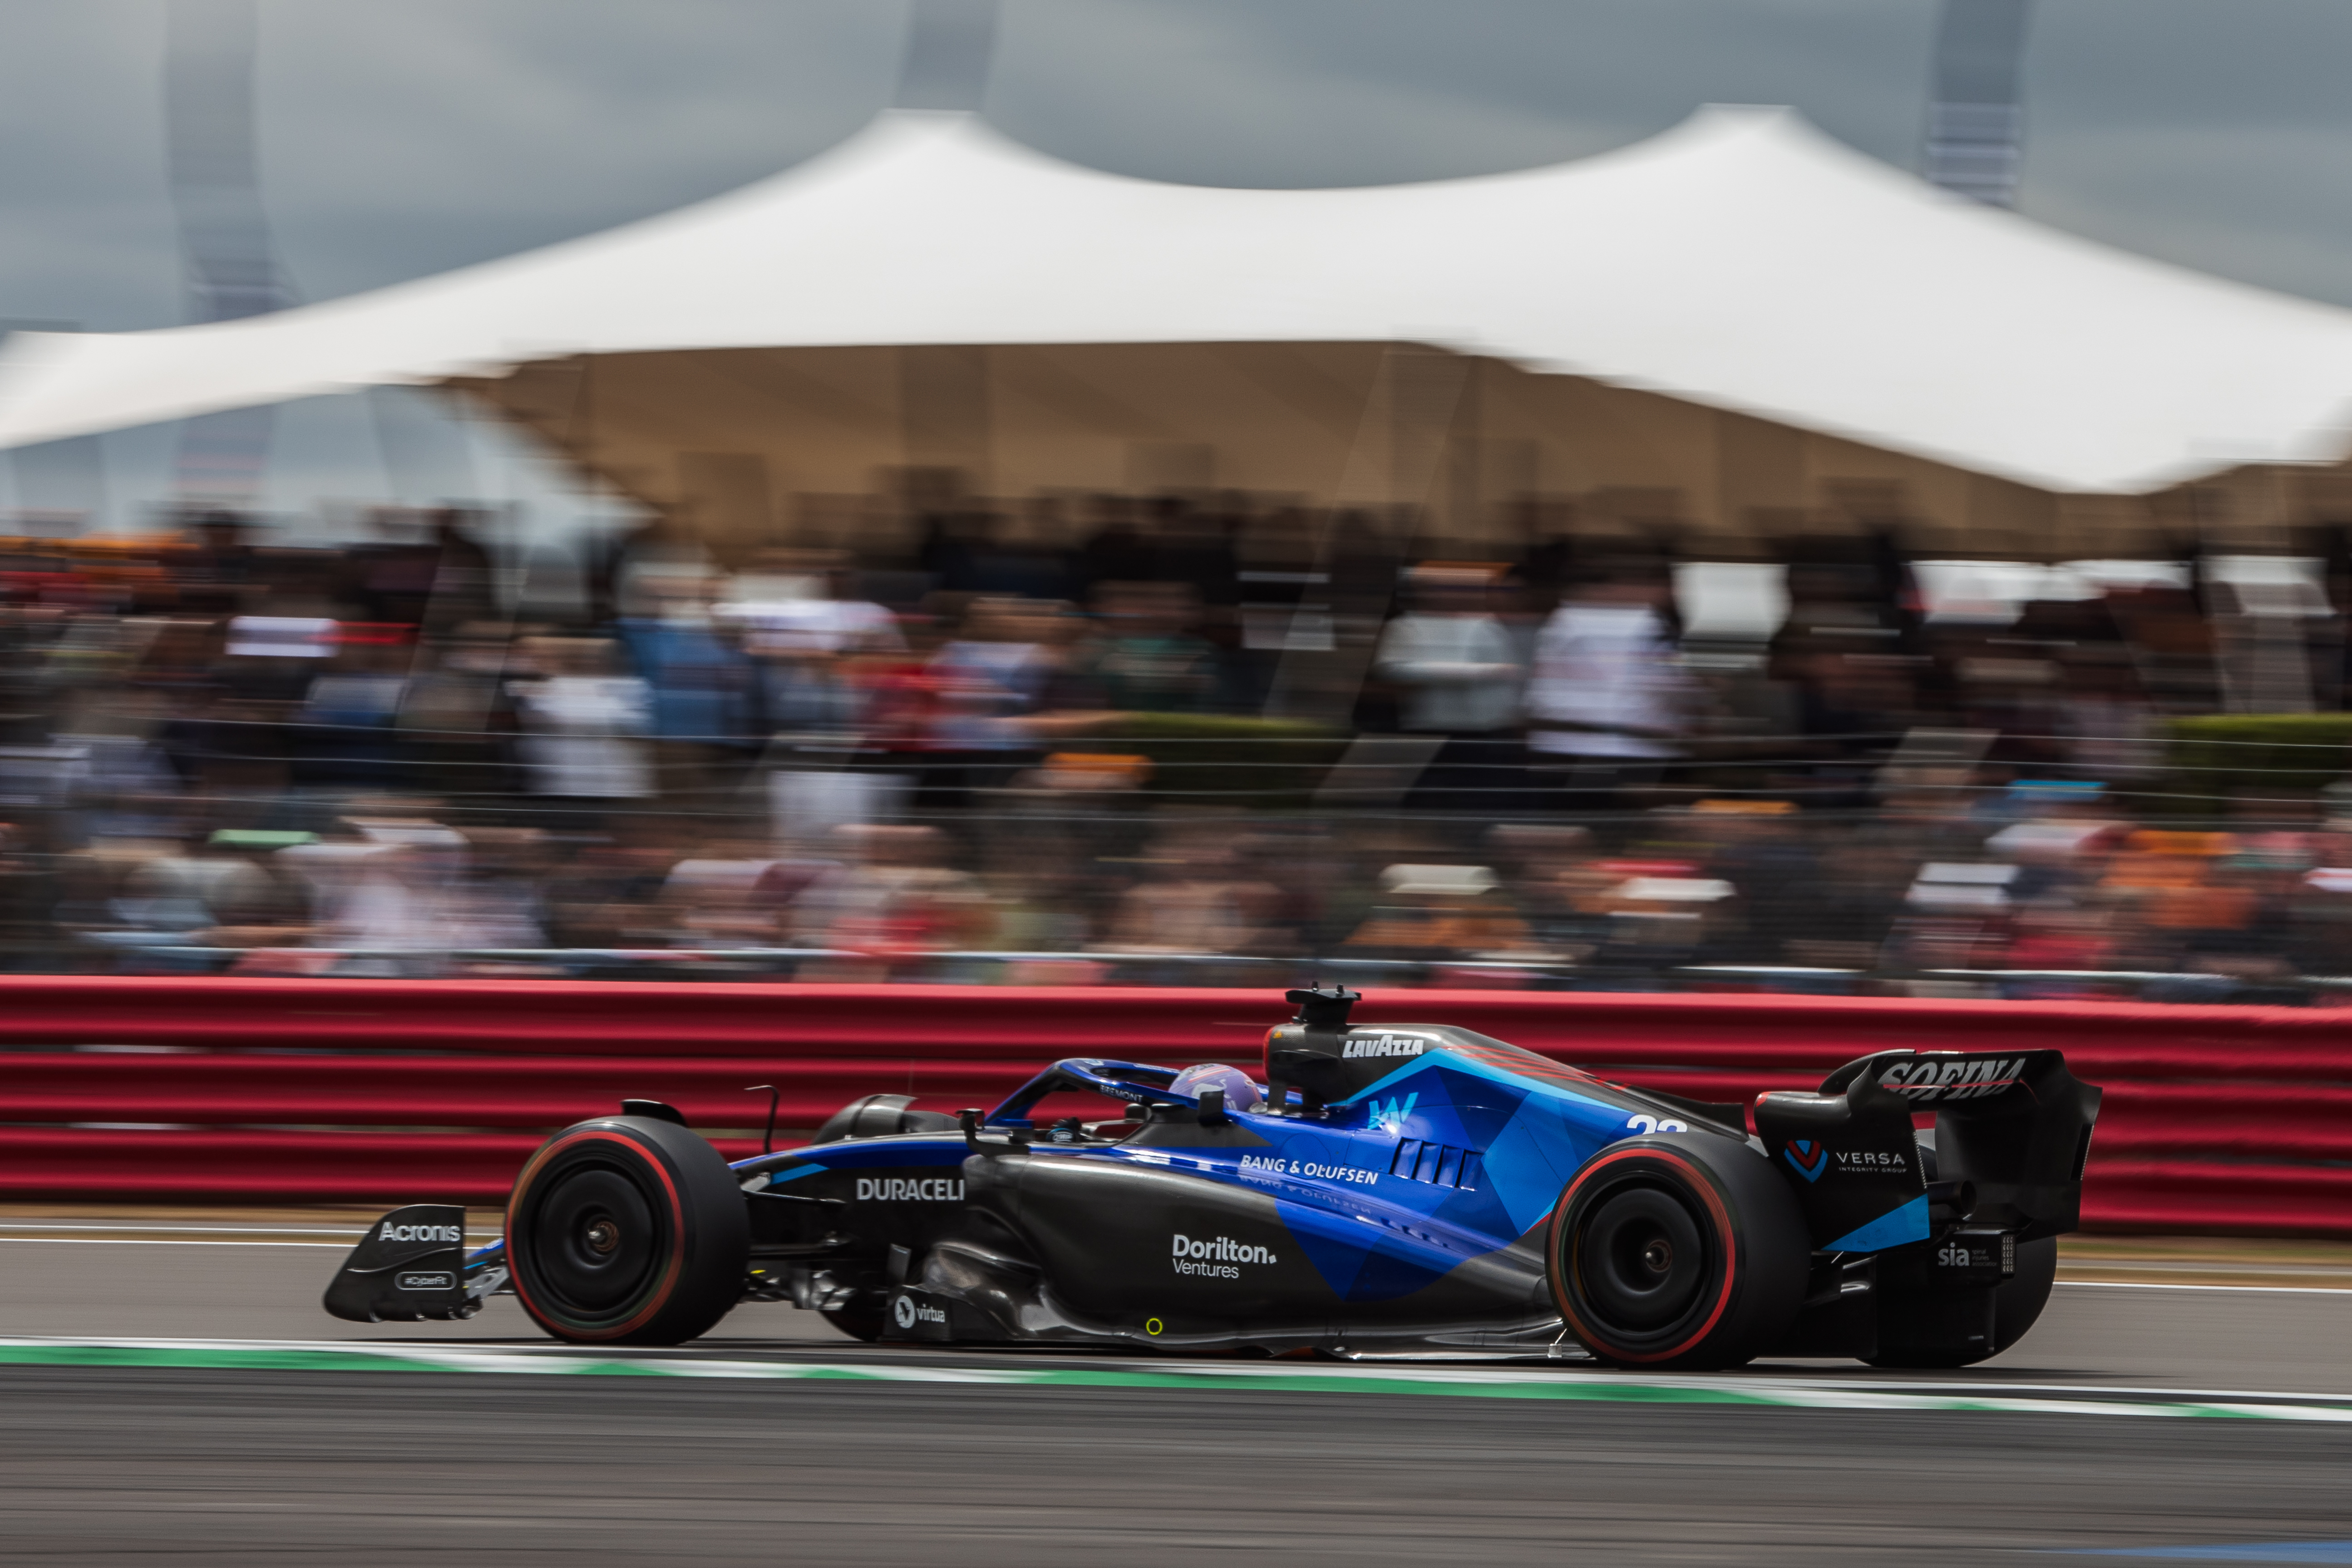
(0, 977, 2339, 1234)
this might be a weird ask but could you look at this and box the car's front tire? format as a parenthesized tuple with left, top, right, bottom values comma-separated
(1548, 1133, 1808, 1370)
(507, 1115, 749, 1346)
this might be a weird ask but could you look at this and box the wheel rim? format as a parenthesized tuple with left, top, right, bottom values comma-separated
(1575, 1182, 1707, 1334)
(526, 1164, 660, 1317)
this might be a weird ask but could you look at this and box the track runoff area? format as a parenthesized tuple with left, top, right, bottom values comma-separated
(4, 1226, 2352, 1564)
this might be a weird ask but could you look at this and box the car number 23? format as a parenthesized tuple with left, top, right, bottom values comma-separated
(1623, 1113, 1688, 1135)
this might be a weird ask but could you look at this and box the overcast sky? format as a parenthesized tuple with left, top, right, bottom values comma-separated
(5, 0, 2352, 525)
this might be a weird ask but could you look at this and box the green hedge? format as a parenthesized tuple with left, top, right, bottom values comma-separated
(2167, 714, 2352, 806)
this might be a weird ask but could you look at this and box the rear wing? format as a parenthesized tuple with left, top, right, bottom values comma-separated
(1756, 1049, 2101, 1248)
(1847, 1052, 2041, 1106)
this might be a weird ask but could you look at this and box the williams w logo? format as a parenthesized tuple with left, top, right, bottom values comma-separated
(1366, 1092, 1419, 1133)
(1784, 1139, 1828, 1183)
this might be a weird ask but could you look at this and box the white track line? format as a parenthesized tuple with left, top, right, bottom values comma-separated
(5, 1336, 2352, 1421)
(0, 1223, 372, 1236)
(2059, 1280, 2352, 1296)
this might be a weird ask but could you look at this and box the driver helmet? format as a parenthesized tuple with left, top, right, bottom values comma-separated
(1169, 1063, 1263, 1114)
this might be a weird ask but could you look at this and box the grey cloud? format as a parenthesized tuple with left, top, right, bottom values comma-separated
(0, 1, 903, 327)
(5, 3, 2352, 365)
(991, 1, 1941, 186)
(2016, 0, 2352, 303)
(252, 0, 902, 301)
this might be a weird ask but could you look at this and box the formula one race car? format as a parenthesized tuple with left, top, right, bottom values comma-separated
(326, 987, 2101, 1370)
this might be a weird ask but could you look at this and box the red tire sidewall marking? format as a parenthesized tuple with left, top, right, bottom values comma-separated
(508, 1127, 686, 1341)
(1549, 1145, 1739, 1364)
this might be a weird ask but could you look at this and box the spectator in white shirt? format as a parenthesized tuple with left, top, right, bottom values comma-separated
(510, 637, 656, 810)
(1374, 567, 1525, 735)
(1527, 567, 1691, 803)
(1371, 566, 1527, 813)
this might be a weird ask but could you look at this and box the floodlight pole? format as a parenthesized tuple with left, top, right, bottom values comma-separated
(1923, 0, 2033, 208)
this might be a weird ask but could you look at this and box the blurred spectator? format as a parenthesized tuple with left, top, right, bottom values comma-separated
(297, 630, 411, 788)
(1071, 582, 1218, 714)
(927, 598, 1066, 746)
(1483, 824, 1605, 961)
(10, 475, 2352, 999)
(2003, 902, 2118, 975)
(0, 823, 61, 968)
(1071, 496, 1154, 601)
(280, 822, 459, 964)
(422, 507, 500, 633)
(105, 830, 303, 944)
(537, 820, 680, 951)
(1526, 564, 1690, 802)
(1373, 565, 1525, 813)
(657, 840, 805, 951)
(1780, 838, 1912, 971)
(399, 623, 521, 800)
(440, 828, 552, 953)
(1097, 819, 1283, 966)
(614, 571, 755, 805)
(266, 815, 543, 968)
(1376, 567, 1523, 733)
(1344, 863, 1530, 965)
(718, 553, 903, 735)
(511, 638, 656, 811)
(2056, 643, 2162, 779)
(792, 824, 991, 972)
(177, 509, 259, 614)
(1588, 861, 1738, 971)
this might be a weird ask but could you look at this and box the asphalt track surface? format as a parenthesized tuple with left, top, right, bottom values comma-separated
(3, 1236, 2352, 1564)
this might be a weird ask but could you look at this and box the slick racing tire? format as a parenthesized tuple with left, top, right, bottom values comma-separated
(507, 1115, 749, 1346)
(1549, 1134, 1807, 1371)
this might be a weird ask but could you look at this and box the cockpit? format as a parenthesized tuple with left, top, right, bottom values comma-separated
(972, 1057, 1278, 1148)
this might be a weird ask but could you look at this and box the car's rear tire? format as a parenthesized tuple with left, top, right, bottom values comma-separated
(507, 1115, 749, 1346)
(1549, 1134, 1808, 1371)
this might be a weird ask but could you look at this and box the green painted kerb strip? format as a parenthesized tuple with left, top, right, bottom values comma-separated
(3, 1339, 2351, 1424)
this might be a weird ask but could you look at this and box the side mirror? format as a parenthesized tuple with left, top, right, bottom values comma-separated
(958, 1107, 1029, 1156)
(1198, 1087, 1228, 1126)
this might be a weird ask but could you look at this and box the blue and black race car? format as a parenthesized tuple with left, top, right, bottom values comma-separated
(327, 986, 2101, 1370)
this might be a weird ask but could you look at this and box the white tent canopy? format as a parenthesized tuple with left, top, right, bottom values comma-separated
(3, 104, 2352, 497)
